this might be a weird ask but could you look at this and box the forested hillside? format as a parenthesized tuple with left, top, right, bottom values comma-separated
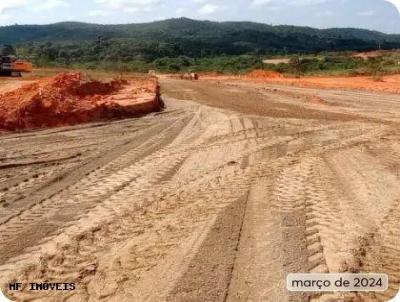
(1, 18, 400, 73)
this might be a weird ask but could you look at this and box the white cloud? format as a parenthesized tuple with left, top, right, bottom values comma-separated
(251, 0, 400, 14)
(176, 7, 185, 14)
(0, 13, 13, 25)
(88, 9, 110, 17)
(316, 10, 336, 17)
(0, 0, 29, 13)
(95, 0, 161, 13)
(252, 0, 328, 7)
(252, 0, 273, 6)
(0, 0, 68, 14)
(124, 7, 139, 13)
(357, 10, 376, 16)
(385, 0, 400, 13)
(32, 0, 69, 12)
(198, 3, 218, 14)
(42, 0, 68, 10)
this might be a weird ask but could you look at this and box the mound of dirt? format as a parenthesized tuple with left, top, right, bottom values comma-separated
(245, 69, 283, 79)
(0, 72, 163, 131)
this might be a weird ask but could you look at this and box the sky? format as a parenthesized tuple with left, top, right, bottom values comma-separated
(0, 0, 400, 33)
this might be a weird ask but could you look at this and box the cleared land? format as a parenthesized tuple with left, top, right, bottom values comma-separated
(0, 76, 399, 302)
(263, 58, 291, 64)
(252, 73, 400, 95)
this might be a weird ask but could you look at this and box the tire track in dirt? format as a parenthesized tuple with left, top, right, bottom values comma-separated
(0, 122, 165, 220)
(310, 146, 400, 302)
(3, 78, 400, 302)
(0, 116, 193, 265)
(224, 123, 394, 302)
(166, 193, 249, 302)
(2, 146, 253, 300)
(270, 158, 332, 301)
(346, 176, 400, 301)
(0, 110, 189, 215)
(0, 103, 302, 301)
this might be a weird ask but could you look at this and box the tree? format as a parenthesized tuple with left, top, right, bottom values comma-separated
(0, 44, 16, 56)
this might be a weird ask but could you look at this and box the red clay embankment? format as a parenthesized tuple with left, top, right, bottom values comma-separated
(0, 72, 164, 131)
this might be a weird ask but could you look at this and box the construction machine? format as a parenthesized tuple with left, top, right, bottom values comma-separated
(180, 72, 199, 80)
(0, 56, 33, 77)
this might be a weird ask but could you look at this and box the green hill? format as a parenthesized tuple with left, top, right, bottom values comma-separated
(2, 18, 400, 73)
(2, 18, 400, 52)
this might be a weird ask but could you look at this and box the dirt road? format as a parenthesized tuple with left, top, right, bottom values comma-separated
(1, 78, 399, 301)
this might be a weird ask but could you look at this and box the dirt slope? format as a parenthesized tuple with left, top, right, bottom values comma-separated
(0, 73, 163, 131)
(0, 78, 399, 302)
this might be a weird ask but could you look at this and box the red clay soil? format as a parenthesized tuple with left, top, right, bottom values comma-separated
(197, 69, 400, 95)
(256, 74, 400, 95)
(245, 69, 283, 79)
(236, 70, 400, 95)
(0, 73, 164, 131)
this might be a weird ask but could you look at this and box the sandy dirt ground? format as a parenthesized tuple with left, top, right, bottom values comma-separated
(267, 74, 400, 95)
(0, 77, 399, 302)
(0, 79, 35, 94)
(201, 71, 400, 95)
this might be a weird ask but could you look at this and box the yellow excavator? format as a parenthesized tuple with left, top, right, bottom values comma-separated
(0, 55, 33, 77)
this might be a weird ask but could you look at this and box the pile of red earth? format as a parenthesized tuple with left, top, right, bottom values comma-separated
(245, 69, 283, 79)
(0, 72, 163, 131)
